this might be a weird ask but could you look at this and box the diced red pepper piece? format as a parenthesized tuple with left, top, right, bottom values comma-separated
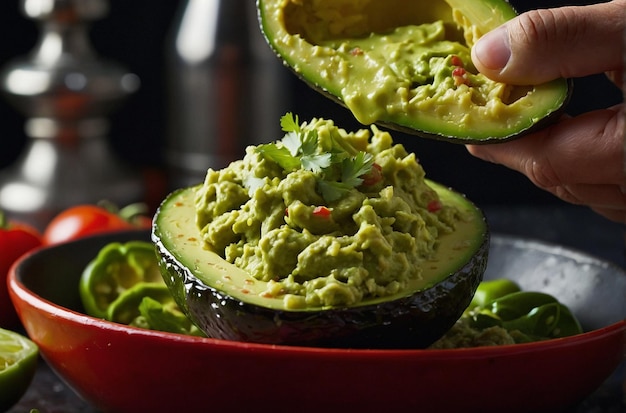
(450, 55, 463, 67)
(427, 200, 442, 213)
(312, 206, 332, 218)
(350, 47, 364, 56)
(452, 67, 469, 86)
(452, 67, 466, 77)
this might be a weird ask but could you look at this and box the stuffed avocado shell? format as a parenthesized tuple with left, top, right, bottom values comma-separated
(153, 114, 489, 348)
(257, 0, 571, 143)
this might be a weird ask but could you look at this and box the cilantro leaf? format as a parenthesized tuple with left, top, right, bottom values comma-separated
(300, 130, 319, 157)
(282, 131, 301, 156)
(317, 180, 352, 202)
(256, 143, 301, 171)
(243, 175, 266, 197)
(300, 130, 331, 173)
(302, 153, 332, 173)
(280, 112, 300, 133)
(257, 113, 381, 203)
(341, 152, 374, 188)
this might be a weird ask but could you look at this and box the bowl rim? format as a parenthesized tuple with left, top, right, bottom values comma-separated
(8, 236, 626, 359)
(491, 233, 626, 271)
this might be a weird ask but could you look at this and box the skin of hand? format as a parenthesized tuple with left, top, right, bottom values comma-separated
(466, 0, 626, 223)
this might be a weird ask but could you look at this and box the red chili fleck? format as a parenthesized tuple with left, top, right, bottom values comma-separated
(452, 67, 469, 86)
(284, 207, 289, 217)
(350, 47, 364, 56)
(241, 289, 250, 294)
(450, 55, 463, 67)
(427, 200, 442, 213)
(452, 67, 466, 77)
(312, 206, 332, 218)
(361, 163, 383, 186)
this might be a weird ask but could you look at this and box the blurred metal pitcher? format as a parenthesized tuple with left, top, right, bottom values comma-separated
(0, 0, 142, 229)
(165, 0, 291, 189)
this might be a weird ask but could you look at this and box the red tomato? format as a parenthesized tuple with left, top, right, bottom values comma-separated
(42, 205, 147, 246)
(0, 215, 42, 328)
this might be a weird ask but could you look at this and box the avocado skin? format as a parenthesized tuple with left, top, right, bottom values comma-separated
(287, 80, 571, 145)
(159, 239, 488, 349)
(152, 187, 490, 349)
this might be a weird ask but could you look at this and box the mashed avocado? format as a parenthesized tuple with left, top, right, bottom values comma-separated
(195, 115, 464, 309)
(429, 318, 516, 349)
(262, 0, 569, 141)
(317, 21, 518, 128)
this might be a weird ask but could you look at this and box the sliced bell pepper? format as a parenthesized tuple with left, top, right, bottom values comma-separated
(467, 278, 521, 310)
(79, 240, 204, 336)
(468, 279, 583, 342)
(79, 241, 164, 319)
(106, 283, 173, 325)
(135, 295, 205, 337)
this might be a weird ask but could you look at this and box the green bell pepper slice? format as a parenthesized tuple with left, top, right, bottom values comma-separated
(135, 296, 205, 337)
(79, 241, 162, 319)
(467, 278, 521, 310)
(107, 283, 205, 337)
(79, 240, 205, 336)
(107, 282, 173, 325)
(468, 279, 583, 342)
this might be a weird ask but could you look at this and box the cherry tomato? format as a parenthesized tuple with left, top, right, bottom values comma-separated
(43, 204, 151, 246)
(0, 213, 42, 328)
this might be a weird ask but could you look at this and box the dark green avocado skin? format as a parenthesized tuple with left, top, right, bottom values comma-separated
(153, 230, 489, 349)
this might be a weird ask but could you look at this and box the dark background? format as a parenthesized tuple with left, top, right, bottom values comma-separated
(0, 0, 622, 210)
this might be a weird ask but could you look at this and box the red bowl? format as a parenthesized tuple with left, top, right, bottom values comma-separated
(9, 230, 626, 413)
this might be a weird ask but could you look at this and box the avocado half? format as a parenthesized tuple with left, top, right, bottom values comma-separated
(257, 0, 571, 143)
(152, 182, 489, 349)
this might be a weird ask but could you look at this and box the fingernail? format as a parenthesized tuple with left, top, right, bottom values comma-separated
(473, 26, 511, 70)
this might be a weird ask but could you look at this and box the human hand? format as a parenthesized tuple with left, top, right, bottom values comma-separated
(466, 0, 626, 223)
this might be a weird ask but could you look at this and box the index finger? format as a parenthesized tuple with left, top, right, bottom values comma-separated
(466, 105, 625, 188)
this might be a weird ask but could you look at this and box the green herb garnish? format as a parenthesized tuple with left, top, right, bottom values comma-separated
(257, 113, 375, 202)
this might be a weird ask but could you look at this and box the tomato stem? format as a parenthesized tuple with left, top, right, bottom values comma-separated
(119, 203, 150, 222)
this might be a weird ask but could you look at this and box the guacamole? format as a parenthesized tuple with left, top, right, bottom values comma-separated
(261, 0, 570, 141)
(317, 20, 517, 128)
(195, 115, 465, 309)
(429, 318, 516, 349)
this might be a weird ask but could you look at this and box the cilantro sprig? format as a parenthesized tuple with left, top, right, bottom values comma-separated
(256, 113, 375, 202)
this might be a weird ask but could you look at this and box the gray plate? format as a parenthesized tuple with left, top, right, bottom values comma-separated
(485, 235, 626, 330)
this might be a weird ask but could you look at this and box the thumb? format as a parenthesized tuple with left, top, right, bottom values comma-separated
(471, 0, 626, 85)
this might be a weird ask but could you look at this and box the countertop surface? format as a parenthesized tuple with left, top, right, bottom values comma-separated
(7, 204, 626, 413)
